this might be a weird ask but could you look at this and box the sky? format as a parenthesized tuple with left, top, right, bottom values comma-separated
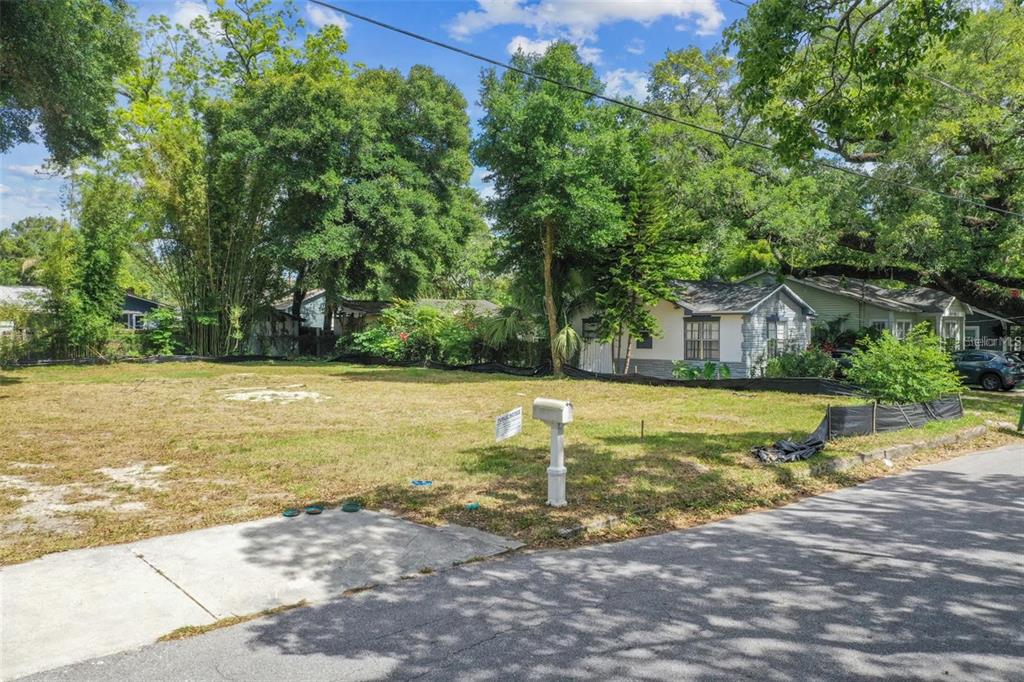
(0, 0, 747, 229)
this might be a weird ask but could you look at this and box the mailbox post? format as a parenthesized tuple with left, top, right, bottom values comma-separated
(532, 398, 573, 507)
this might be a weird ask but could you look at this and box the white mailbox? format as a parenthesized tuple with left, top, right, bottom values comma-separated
(532, 398, 573, 425)
(532, 397, 573, 507)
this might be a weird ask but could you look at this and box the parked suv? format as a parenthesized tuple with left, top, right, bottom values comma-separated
(951, 350, 1024, 391)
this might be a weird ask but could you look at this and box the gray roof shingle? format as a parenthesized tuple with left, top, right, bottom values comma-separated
(671, 280, 811, 315)
(801, 275, 954, 313)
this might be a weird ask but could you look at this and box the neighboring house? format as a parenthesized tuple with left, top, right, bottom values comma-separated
(274, 292, 500, 335)
(737, 272, 977, 349)
(120, 291, 163, 330)
(573, 280, 817, 378)
(0, 285, 47, 338)
(964, 308, 1019, 352)
(248, 307, 301, 356)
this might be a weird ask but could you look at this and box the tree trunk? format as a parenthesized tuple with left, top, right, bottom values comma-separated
(623, 334, 634, 376)
(542, 218, 560, 375)
(290, 266, 307, 322)
(322, 261, 338, 335)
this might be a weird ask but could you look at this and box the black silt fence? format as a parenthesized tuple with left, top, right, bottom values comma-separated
(755, 395, 965, 463)
(562, 365, 863, 397)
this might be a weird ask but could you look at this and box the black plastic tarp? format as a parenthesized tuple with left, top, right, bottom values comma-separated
(753, 396, 964, 463)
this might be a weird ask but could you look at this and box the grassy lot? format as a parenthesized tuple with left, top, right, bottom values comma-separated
(0, 361, 1019, 565)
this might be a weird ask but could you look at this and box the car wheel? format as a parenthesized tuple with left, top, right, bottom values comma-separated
(980, 373, 1002, 391)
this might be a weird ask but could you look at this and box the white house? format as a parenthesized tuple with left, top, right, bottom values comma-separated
(0, 285, 47, 338)
(574, 280, 817, 378)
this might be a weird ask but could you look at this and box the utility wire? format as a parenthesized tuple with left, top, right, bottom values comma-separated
(307, 0, 1024, 220)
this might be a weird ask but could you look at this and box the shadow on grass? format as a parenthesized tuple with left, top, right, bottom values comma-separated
(0, 374, 23, 386)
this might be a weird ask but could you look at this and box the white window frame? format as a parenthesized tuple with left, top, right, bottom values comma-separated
(893, 320, 913, 340)
(684, 318, 720, 361)
(964, 325, 981, 349)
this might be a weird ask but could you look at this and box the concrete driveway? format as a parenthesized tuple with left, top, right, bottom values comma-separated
(22, 443, 1023, 681)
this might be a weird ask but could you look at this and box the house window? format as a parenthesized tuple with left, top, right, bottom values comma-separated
(894, 320, 912, 340)
(870, 320, 888, 331)
(685, 318, 719, 360)
(766, 320, 788, 358)
(942, 321, 960, 348)
(581, 317, 600, 341)
(121, 312, 147, 330)
(0, 321, 14, 336)
(635, 332, 653, 350)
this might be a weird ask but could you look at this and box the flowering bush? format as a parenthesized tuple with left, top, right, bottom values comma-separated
(346, 302, 485, 364)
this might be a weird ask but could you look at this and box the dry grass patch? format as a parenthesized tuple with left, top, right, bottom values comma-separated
(0, 361, 1019, 564)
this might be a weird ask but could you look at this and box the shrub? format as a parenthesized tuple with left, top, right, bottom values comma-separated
(764, 348, 838, 378)
(346, 302, 485, 364)
(672, 361, 731, 380)
(141, 307, 183, 356)
(846, 323, 962, 403)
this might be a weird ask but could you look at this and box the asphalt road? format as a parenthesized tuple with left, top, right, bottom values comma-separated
(29, 443, 1024, 681)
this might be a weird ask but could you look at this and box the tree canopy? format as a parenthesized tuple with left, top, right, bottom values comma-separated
(728, 1, 1024, 317)
(0, 0, 137, 165)
(475, 42, 638, 371)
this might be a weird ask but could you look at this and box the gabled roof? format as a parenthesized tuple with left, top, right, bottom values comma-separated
(340, 299, 391, 314)
(736, 271, 958, 314)
(670, 280, 815, 316)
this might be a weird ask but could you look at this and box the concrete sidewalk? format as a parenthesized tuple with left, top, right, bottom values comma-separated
(0, 508, 521, 680)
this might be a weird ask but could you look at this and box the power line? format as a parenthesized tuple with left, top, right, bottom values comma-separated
(307, 0, 1024, 220)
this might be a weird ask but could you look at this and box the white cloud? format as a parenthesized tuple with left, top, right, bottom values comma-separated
(306, 2, 349, 32)
(506, 35, 601, 64)
(450, 0, 725, 41)
(3, 164, 45, 179)
(602, 69, 649, 101)
(506, 35, 554, 57)
(171, 0, 210, 28)
(470, 166, 495, 201)
(626, 38, 645, 55)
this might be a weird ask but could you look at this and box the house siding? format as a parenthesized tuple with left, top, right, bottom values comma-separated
(782, 280, 899, 331)
(739, 291, 813, 376)
(572, 289, 814, 379)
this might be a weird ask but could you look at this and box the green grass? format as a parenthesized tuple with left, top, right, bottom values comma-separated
(0, 361, 1019, 564)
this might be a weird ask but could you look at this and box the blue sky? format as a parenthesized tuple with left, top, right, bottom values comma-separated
(0, 0, 746, 228)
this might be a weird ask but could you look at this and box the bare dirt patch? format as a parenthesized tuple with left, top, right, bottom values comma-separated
(0, 475, 147, 535)
(222, 389, 326, 404)
(97, 463, 172, 491)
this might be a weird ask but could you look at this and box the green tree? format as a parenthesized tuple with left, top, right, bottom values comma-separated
(595, 163, 698, 374)
(474, 42, 636, 372)
(0, 0, 137, 164)
(646, 47, 834, 280)
(115, 0, 311, 354)
(0, 216, 68, 285)
(73, 171, 138, 352)
(34, 222, 81, 357)
(728, 2, 1024, 318)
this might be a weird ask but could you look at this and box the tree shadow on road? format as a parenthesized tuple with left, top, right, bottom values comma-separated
(231, 459, 1024, 680)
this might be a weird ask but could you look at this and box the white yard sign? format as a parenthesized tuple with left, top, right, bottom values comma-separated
(495, 407, 523, 442)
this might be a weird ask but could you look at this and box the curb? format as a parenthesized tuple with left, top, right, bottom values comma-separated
(809, 425, 989, 476)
